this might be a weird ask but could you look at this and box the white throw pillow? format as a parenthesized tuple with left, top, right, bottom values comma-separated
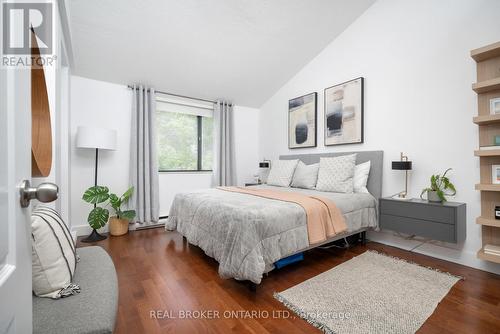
(291, 161, 319, 189)
(266, 159, 299, 187)
(32, 206, 80, 299)
(353, 161, 371, 193)
(316, 154, 357, 193)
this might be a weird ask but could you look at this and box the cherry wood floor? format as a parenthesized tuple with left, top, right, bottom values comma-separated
(77, 228, 500, 334)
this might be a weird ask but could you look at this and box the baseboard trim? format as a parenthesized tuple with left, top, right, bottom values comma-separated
(369, 230, 500, 275)
(72, 221, 165, 236)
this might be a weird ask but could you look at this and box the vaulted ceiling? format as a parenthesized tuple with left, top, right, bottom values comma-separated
(68, 0, 375, 107)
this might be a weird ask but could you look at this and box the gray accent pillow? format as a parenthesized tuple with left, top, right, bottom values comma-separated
(291, 161, 319, 189)
(266, 159, 299, 187)
(316, 154, 357, 193)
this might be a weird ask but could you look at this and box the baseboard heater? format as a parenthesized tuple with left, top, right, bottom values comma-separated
(135, 216, 168, 230)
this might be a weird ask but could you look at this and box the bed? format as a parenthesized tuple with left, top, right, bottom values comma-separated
(165, 151, 383, 284)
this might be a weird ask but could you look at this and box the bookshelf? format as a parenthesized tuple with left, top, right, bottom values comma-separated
(473, 114, 500, 125)
(472, 41, 500, 264)
(474, 149, 500, 157)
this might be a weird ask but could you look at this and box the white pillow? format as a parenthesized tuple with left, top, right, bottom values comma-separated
(316, 154, 357, 193)
(32, 206, 80, 299)
(353, 161, 371, 193)
(266, 159, 299, 187)
(291, 161, 319, 189)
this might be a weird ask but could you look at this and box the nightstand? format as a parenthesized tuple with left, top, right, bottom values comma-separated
(379, 198, 466, 243)
(244, 182, 261, 187)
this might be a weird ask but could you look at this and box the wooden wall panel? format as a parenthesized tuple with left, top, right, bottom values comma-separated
(31, 29, 52, 177)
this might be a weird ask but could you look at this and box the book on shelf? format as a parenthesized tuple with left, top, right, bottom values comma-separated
(484, 244, 500, 256)
(479, 145, 500, 150)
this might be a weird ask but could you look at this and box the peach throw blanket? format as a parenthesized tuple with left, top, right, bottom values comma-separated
(217, 187, 347, 245)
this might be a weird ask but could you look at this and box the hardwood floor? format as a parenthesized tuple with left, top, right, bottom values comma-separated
(77, 228, 500, 334)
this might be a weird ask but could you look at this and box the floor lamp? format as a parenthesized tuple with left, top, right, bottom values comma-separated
(76, 126, 117, 243)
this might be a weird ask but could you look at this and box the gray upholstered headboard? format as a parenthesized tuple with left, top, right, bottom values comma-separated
(279, 150, 384, 199)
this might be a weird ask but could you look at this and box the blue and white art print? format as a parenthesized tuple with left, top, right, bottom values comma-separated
(288, 92, 317, 149)
(324, 77, 364, 146)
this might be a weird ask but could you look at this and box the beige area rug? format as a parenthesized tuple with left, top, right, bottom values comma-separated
(274, 251, 461, 334)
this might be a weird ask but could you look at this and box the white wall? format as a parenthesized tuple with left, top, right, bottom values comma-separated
(70, 76, 260, 231)
(259, 0, 500, 274)
(233, 106, 261, 185)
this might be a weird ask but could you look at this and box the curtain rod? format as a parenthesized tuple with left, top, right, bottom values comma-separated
(127, 85, 232, 106)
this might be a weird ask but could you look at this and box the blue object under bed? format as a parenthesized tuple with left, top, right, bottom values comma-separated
(274, 252, 304, 269)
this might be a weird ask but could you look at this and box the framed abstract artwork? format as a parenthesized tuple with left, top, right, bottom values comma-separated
(324, 77, 364, 146)
(288, 92, 317, 149)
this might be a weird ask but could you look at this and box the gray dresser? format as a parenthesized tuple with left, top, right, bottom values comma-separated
(379, 198, 466, 243)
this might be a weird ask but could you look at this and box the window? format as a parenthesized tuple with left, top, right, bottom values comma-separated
(156, 96, 213, 171)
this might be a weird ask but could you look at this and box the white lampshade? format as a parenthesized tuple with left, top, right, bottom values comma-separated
(76, 126, 117, 150)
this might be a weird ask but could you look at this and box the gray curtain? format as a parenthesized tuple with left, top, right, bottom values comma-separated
(212, 101, 236, 186)
(130, 85, 159, 224)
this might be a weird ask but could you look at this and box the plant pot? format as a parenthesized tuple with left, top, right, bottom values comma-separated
(427, 191, 442, 203)
(109, 217, 129, 236)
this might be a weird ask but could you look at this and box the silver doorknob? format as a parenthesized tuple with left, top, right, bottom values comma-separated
(19, 180, 58, 208)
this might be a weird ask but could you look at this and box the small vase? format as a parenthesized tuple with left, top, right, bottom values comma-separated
(109, 217, 129, 236)
(427, 191, 442, 203)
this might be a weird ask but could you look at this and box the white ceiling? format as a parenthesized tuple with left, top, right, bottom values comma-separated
(68, 0, 375, 107)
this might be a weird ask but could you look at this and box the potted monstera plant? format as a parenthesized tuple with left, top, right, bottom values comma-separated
(108, 187, 136, 236)
(420, 168, 456, 202)
(82, 186, 136, 237)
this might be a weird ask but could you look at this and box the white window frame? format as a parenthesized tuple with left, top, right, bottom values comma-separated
(156, 94, 214, 172)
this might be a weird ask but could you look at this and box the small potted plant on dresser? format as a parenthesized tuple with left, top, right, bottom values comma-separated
(108, 187, 136, 236)
(420, 168, 456, 202)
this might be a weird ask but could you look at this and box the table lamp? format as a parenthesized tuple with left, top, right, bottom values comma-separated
(392, 152, 412, 200)
(258, 159, 271, 184)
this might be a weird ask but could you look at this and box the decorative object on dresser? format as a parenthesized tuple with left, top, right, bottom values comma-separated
(420, 168, 457, 202)
(492, 165, 500, 184)
(288, 92, 317, 148)
(490, 97, 500, 114)
(471, 41, 500, 264)
(76, 126, 117, 242)
(379, 198, 466, 243)
(391, 152, 412, 200)
(324, 77, 364, 146)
